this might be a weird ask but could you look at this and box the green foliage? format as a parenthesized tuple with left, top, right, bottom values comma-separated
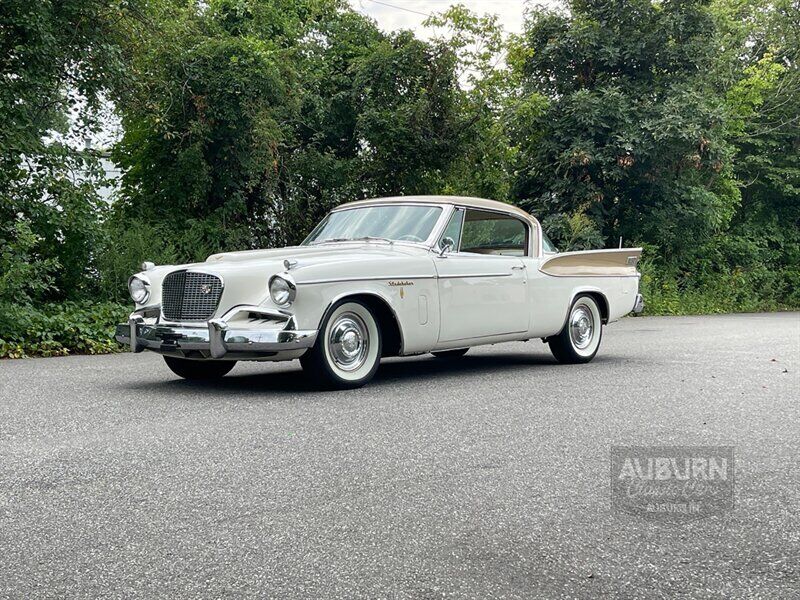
(351, 31, 462, 194)
(0, 0, 146, 307)
(0, 0, 798, 358)
(0, 220, 58, 303)
(0, 301, 129, 358)
(540, 210, 605, 251)
(96, 218, 179, 301)
(511, 0, 741, 259)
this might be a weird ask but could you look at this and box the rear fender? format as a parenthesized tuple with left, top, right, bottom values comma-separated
(540, 248, 642, 277)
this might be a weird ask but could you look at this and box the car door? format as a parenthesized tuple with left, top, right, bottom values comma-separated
(434, 207, 529, 343)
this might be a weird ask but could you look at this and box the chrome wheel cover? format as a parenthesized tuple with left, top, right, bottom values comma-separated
(328, 312, 370, 372)
(569, 305, 594, 350)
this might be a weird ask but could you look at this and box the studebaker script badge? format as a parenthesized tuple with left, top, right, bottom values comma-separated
(388, 281, 414, 287)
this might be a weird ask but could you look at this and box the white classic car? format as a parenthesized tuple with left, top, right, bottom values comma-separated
(117, 196, 644, 388)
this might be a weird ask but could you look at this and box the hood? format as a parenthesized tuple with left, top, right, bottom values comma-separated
(142, 242, 436, 317)
(205, 242, 428, 267)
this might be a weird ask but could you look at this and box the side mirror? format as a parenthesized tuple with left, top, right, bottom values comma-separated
(439, 237, 455, 257)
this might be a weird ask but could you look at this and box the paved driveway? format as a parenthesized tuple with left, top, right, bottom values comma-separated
(1, 313, 798, 598)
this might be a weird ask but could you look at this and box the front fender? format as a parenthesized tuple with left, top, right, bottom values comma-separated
(291, 277, 439, 355)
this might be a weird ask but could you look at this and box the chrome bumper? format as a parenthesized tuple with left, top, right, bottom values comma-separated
(115, 311, 317, 358)
(632, 293, 645, 314)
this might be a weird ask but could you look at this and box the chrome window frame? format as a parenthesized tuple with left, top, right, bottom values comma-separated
(303, 203, 450, 249)
(435, 206, 465, 253)
(446, 207, 533, 258)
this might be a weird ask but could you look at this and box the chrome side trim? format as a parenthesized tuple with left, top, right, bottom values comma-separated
(299, 275, 436, 285)
(298, 272, 517, 285)
(539, 271, 642, 279)
(437, 272, 512, 279)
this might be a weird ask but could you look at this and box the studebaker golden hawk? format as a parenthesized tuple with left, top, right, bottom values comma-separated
(116, 196, 644, 388)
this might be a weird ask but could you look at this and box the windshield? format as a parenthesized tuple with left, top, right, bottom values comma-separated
(303, 205, 443, 245)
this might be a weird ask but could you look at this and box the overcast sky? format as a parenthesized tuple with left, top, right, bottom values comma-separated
(348, 0, 536, 38)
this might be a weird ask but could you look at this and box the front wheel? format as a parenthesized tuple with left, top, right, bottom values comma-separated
(163, 356, 236, 379)
(548, 295, 603, 364)
(300, 300, 382, 389)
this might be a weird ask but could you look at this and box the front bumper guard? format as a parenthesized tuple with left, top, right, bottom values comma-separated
(116, 310, 317, 358)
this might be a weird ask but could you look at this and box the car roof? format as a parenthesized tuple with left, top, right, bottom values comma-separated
(335, 195, 540, 227)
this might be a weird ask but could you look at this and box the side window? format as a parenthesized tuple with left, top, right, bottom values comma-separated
(439, 208, 464, 251)
(461, 210, 528, 256)
(542, 232, 559, 254)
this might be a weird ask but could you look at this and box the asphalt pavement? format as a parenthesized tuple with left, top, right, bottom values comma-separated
(1, 313, 798, 598)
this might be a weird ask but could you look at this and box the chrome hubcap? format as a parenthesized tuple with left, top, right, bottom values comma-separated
(328, 313, 369, 371)
(569, 306, 594, 350)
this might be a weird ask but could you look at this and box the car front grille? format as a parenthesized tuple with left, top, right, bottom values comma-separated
(161, 270, 223, 322)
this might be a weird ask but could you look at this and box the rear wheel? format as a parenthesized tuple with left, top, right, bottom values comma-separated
(163, 356, 236, 379)
(431, 348, 469, 359)
(300, 299, 382, 389)
(548, 295, 603, 364)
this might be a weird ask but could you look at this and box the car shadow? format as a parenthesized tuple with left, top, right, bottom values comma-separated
(120, 351, 621, 397)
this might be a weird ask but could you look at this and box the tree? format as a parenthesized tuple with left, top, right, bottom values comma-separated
(713, 0, 800, 304)
(511, 0, 739, 258)
(0, 0, 143, 301)
(111, 0, 481, 253)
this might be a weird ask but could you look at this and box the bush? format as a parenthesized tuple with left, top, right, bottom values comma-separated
(0, 301, 129, 359)
(0, 220, 59, 303)
(96, 217, 179, 302)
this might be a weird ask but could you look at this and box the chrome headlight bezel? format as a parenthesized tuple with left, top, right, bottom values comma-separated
(128, 274, 151, 305)
(269, 274, 296, 307)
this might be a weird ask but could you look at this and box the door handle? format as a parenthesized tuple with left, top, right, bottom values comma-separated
(511, 265, 526, 270)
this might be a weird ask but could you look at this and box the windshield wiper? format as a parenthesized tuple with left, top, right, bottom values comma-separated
(352, 236, 394, 244)
(311, 236, 394, 245)
(310, 237, 350, 245)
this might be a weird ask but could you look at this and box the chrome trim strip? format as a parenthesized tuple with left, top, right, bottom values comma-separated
(299, 275, 436, 285)
(298, 272, 517, 285)
(218, 305, 291, 320)
(437, 273, 512, 279)
(538, 271, 641, 278)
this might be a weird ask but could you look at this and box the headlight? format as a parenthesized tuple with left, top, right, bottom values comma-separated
(269, 274, 296, 306)
(128, 274, 151, 304)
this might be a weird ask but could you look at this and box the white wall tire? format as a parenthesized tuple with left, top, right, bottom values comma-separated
(301, 300, 382, 389)
(548, 295, 603, 364)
